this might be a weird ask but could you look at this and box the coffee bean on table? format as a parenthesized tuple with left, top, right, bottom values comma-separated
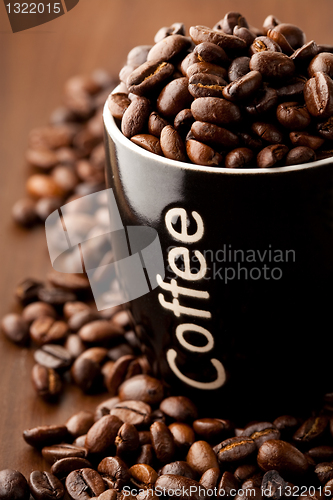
(0, 469, 30, 500)
(29, 471, 64, 500)
(37, 286, 77, 305)
(111, 400, 152, 427)
(34, 344, 72, 370)
(30, 317, 68, 345)
(71, 355, 103, 392)
(257, 440, 309, 478)
(78, 320, 124, 344)
(23, 425, 68, 448)
(1, 313, 29, 344)
(97, 456, 130, 490)
(85, 414, 123, 454)
(22, 302, 57, 324)
(50, 457, 92, 480)
(31, 364, 63, 398)
(12, 198, 38, 227)
(66, 410, 95, 438)
(42, 443, 88, 464)
(118, 374, 164, 405)
(66, 469, 105, 499)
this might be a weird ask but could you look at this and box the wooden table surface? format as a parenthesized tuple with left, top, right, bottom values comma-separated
(0, 0, 333, 479)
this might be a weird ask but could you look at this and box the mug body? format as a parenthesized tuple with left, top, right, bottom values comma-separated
(104, 102, 333, 419)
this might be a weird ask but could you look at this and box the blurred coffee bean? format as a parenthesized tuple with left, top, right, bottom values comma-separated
(12, 198, 38, 227)
(1, 313, 29, 344)
(31, 364, 63, 398)
(118, 374, 164, 406)
(23, 425, 68, 448)
(0, 469, 30, 500)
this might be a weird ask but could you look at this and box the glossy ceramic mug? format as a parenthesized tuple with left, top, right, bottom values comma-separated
(103, 98, 333, 418)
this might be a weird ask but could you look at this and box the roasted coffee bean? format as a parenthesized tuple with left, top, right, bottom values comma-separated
(150, 421, 176, 463)
(127, 61, 174, 97)
(234, 26, 256, 46)
(97, 456, 130, 490)
(188, 73, 226, 99)
(241, 422, 281, 448)
(257, 144, 289, 168)
(317, 116, 333, 140)
(315, 462, 333, 484)
(95, 397, 121, 421)
(37, 286, 76, 305)
(12, 197, 38, 227)
(169, 422, 196, 451)
(34, 344, 72, 370)
(291, 41, 319, 65)
(115, 422, 140, 455)
(293, 416, 329, 445)
(64, 334, 86, 359)
(131, 134, 163, 155)
(274, 76, 306, 99)
(180, 52, 200, 76)
(22, 302, 57, 324)
(121, 97, 151, 138)
(186, 62, 228, 81)
(228, 57, 250, 82)
(147, 35, 191, 64)
(31, 364, 63, 398)
(263, 15, 280, 35)
(42, 443, 88, 464)
(249, 36, 282, 55)
(35, 197, 62, 221)
(78, 320, 124, 344)
(219, 11, 244, 35)
(67, 310, 100, 332)
(155, 474, 206, 500)
(66, 410, 95, 438)
(160, 396, 198, 422)
(1, 313, 29, 344)
(154, 23, 185, 43)
(189, 25, 247, 51)
(30, 317, 68, 345)
(193, 42, 228, 65)
(250, 52, 295, 81)
(199, 467, 220, 489)
(23, 425, 68, 448)
(245, 86, 278, 116)
(81, 347, 108, 364)
(304, 72, 333, 118)
(285, 146, 316, 165)
(251, 122, 284, 144)
(147, 112, 169, 137)
(186, 440, 219, 474)
(218, 471, 240, 497)
(261, 470, 286, 499)
(174, 109, 195, 137)
(157, 78, 193, 119)
(66, 468, 105, 499)
(289, 131, 324, 150)
(15, 278, 42, 304)
(159, 461, 196, 480)
(215, 436, 256, 463)
(108, 93, 131, 120)
(267, 28, 294, 55)
(50, 457, 92, 480)
(105, 354, 138, 396)
(127, 45, 152, 66)
(71, 356, 102, 393)
(117, 374, 163, 406)
(273, 416, 300, 439)
(26, 174, 66, 199)
(47, 271, 89, 291)
(186, 139, 223, 166)
(308, 52, 333, 78)
(129, 464, 158, 489)
(135, 444, 155, 467)
(257, 440, 308, 478)
(222, 71, 262, 102)
(276, 102, 311, 130)
(191, 121, 239, 149)
(29, 471, 64, 500)
(160, 125, 187, 161)
(234, 464, 258, 482)
(272, 23, 306, 49)
(191, 97, 242, 126)
(193, 418, 233, 443)
(307, 446, 333, 463)
(63, 301, 91, 319)
(225, 147, 254, 168)
(85, 414, 123, 454)
(0, 469, 30, 500)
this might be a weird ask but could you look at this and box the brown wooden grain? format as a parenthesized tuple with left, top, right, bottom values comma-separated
(0, 0, 333, 478)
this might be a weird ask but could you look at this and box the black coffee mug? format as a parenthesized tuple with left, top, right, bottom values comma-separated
(103, 98, 333, 419)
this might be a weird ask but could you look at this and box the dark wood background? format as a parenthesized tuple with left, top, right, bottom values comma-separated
(0, 0, 332, 479)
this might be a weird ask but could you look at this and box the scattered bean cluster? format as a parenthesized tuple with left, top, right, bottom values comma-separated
(108, 13, 333, 168)
(3, 382, 333, 498)
(12, 69, 115, 228)
(1, 273, 151, 399)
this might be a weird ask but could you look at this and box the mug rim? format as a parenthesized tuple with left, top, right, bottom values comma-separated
(103, 93, 333, 176)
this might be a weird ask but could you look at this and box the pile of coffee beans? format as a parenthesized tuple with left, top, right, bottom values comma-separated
(3, 384, 333, 498)
(1, 273, 152, 399)
(108, 13, 333, 168)
(12, 69, 115, 228)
